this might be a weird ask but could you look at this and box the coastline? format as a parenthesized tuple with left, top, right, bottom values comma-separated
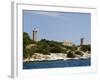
(23, 57, 91, 63)
(23, 52, 91, 62)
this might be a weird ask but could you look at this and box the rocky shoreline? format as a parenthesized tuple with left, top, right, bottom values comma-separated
(23, 52, 90, 62)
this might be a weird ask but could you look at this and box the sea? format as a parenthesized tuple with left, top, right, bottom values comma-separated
(23, 58, 91, 69)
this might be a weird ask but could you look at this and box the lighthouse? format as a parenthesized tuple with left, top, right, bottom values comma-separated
(33, 27, 38, 41)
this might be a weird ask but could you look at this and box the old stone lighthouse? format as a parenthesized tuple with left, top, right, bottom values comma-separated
(33, 28, 38, 41)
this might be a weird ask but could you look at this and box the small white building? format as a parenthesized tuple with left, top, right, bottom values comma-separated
(63, 40, 74, 46)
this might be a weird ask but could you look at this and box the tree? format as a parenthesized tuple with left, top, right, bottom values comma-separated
(23, 48, 33, 59)
(23, 32, 31, 48)
(80, 44, 91, 52)
(67, 51, 76, 58)
(48, 41, 64, 53)
(23, 32, 33, 59)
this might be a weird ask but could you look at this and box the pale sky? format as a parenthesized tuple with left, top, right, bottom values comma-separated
(23, 10, 91, 45)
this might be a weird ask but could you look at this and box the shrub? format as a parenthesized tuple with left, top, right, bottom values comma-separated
(75, 51, 83, 56)
(23, 48, 34, 59)
(67, 51, 75, 58)
(80, 44, 91, 52)
(23, 32, 31, 49)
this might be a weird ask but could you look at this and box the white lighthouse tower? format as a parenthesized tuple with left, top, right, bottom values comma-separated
(33, 27, 38, 41)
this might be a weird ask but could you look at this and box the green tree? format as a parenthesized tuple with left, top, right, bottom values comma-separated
(23, 48, 33, 59)
(23, 32, 31, 48)
(80, 44, 91, 52)
(67, 51, 76, 58)
(49, 42, 59, 53)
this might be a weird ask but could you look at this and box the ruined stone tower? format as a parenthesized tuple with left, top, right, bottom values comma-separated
(80, 38, 84, 46)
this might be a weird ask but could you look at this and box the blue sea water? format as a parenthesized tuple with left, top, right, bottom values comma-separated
(23, 58, 91, 69)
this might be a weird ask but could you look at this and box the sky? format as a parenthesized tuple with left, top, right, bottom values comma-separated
(23, 10, 91, 45)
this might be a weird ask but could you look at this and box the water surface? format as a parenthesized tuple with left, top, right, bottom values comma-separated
(23, 58, 91, 69)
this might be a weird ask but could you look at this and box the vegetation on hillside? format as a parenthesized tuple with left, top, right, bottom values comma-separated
(23, 32, 91, 59)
